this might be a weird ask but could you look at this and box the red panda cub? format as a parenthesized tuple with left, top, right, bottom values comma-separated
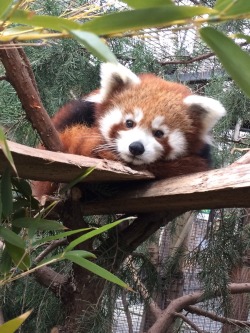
(33, 63, 226, 198)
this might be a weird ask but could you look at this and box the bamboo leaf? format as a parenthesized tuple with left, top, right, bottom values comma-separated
(10, 9, 81, 32)
(234, 33, 250, 43)
(5, 243, 31, 270)
(12, 217, 65, 231)
(0, 128, 17, 174)
(214, 0, 233, 10)
(32, 227, 92, 246)
(123, 0, 174, 9)
(215, 0, 250, 15)
(0, 0, 13, 20)
(200, 27, 250, 98)
(80, 6, 214, 35)
(0, 227, 25, 248)
(65, 250, 96, 259)
(68, 30, 118, 63)
(1, 169, 13, 217)
(0, 310, 32, 333)
(59, 166, 95, 194)
(0, 248, 12, 274)
(65, 254, 132, 290)
(66, 217, 136, 252)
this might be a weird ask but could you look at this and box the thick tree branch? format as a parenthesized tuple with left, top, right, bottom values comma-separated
(185, 305, 250, 328)
(147, 283, 250, 333)
(33, 266, 68, 295)
(0, 46, 63, 151)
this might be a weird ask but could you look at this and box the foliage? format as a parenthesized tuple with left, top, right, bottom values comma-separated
(0, 130, 133, 330)
(0, 0, 250, 97)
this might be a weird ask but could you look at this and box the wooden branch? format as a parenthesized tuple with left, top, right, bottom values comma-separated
(1, 141, 250, 214)
(160, 42, 248, 66)
(83, 163, 250, 214)
(0, 141, 153, 183)
(174, 312, 204, 333)
(185, 305, 250, 328)
(147, 283, 250, 333)
(0, 46, 63, 151)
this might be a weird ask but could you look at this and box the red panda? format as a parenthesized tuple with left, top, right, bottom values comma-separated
(33, 62, 226, 198)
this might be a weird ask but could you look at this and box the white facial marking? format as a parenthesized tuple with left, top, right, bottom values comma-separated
(117, 127, 164, 165)
(99, 107, 123, 141)
(151, 116, 169, 138)
(167, 129, 187, 160)
(184, 95, 226, 134)
(152, 116, 165, 129)
(134, 108, 143, 122)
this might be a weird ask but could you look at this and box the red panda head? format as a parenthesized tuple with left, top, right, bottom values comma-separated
(89, 63, 226, 166)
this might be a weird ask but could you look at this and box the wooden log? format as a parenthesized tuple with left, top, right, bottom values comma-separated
(83, 164, 250, 214)
(0, 141, 153, 183)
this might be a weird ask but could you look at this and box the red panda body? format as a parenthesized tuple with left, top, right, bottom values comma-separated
(33, 63, 226, 198)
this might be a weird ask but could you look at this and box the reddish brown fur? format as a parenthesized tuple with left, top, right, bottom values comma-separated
(33, 71, 211, 199)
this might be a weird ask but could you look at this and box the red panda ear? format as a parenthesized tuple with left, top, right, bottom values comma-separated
(99, 63, 140, 101)
(184, 95, 226, 139)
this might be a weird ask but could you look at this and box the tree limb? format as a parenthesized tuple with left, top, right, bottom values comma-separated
(0, 46, 63, 151)
(174, 312, 204, 333)
(35, 239, 68, 263)
(147, 283, 250, 333)
(160, 42, 248, 66)
(185, 305, 250, 328)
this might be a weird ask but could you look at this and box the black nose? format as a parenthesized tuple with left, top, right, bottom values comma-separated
(129, 141, 145, 156)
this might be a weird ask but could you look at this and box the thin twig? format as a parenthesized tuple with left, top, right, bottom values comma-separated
(185, 305, 250, 328)
(174, 312, 204, 333)
(35, 239, 67, 263)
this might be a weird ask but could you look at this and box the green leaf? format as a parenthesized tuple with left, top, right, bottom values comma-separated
(234, 33, 250, 43)
(12, 178, 32, 197)
(1, 168, 12, 217)
(59, 167, 95, 194)
(80, 6, 214, 35)
(123, 0, 174, 9)
(32, 227, 92, 246)
(0, 226, 25, 248)
(10, 9, 81, 32)
(0, 128, 17, 174)
(12, 217, 65, 231)
(214, 0, 232, 10)
(200, 27, 250, 98)
(65, 254, 132, 290)
(66, 217, 135, 252)
(5, 243, 31, 270)
(215, 0, 250, 15)
(0, 0, 13, 21)
(68, 30, 118, 63)
(0, 310, 32, 333)
(0, 248, 12, 274)
(65, 250, 96, 259)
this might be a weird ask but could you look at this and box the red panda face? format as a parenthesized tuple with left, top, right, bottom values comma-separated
(92, 63, 226, 165)
(99, 103, 191, 166)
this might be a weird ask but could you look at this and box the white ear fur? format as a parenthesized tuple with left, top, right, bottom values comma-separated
(99, 63, 140, 101)
(184, 95, 226, 134)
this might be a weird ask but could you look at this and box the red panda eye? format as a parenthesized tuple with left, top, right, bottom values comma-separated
(125, 119, 135, 128)
(153, 130, 164, 138)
